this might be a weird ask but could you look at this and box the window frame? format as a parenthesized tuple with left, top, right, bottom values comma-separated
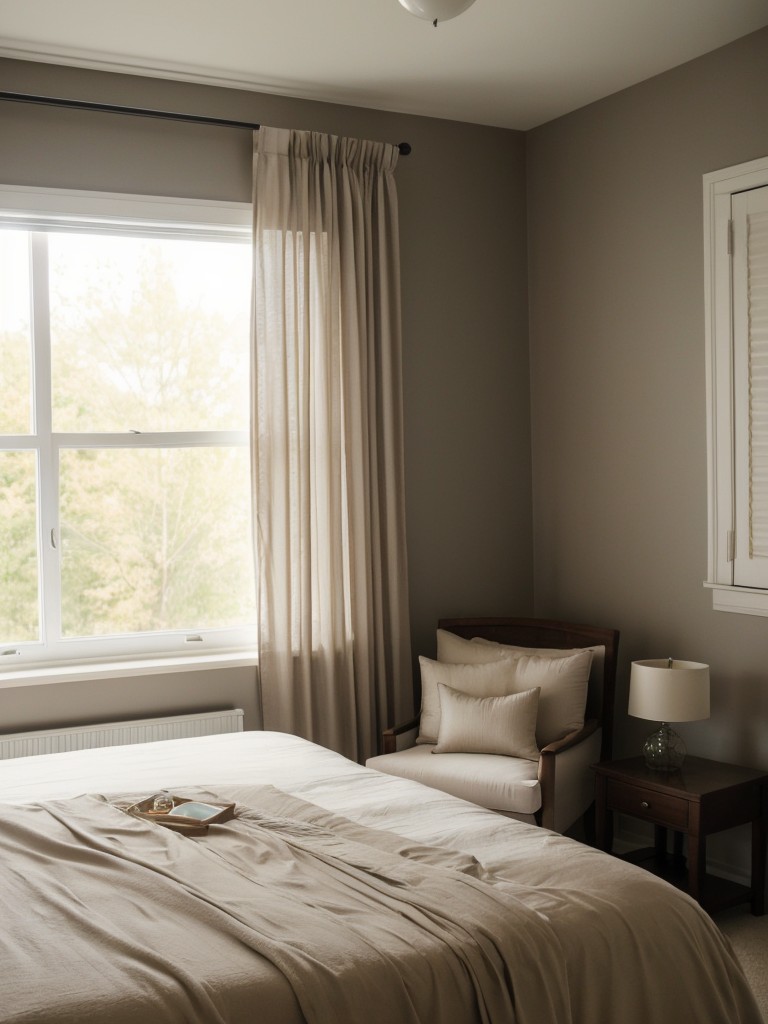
(0, 184, 255, 669)
(704, 155, 768, 616)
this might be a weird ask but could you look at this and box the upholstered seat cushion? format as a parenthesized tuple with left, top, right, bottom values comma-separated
(365, 744, 541, 816)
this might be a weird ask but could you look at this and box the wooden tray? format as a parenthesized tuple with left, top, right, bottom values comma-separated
(126, 795, 236, 835)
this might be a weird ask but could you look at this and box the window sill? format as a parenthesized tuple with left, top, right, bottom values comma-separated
(703, 582, 768, 617)
(0, 650, 258, 690)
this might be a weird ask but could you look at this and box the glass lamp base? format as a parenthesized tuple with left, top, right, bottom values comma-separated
(642, 723, 686, 771)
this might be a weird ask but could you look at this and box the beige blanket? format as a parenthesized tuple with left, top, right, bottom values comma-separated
(2, 786, 570, 1024)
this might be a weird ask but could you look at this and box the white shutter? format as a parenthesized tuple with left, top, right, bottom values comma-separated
(732, 186, 768, 586)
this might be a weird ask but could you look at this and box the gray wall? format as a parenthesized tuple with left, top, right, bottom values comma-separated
(527, 28, 768, 869)
(0, 667, 261, 733)
(0, 58, 532, 735)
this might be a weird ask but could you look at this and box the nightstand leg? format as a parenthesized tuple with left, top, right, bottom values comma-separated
(595, 775, 612, 852)
(751, 807, 766, 916)
(687, 832, 705, 904)
(672, 830, 685, 868)
(654, 825, 668, 861)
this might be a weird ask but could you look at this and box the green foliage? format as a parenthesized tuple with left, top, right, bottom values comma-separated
(60, 447, 253, 637)
(1, 234, 255, 646)
(0, 451, 39, 643)
(50, 240, 249, 433)
(0, 328, 31, 434)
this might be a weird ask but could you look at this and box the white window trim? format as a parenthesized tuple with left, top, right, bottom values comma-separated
(704, 155, 768, 616)
(0, 649, 258, 691)
(0, 184, 256, 671)
(0, 184, 251, 239)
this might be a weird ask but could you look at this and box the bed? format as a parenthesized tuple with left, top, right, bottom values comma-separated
(0, 726, 761, 1024)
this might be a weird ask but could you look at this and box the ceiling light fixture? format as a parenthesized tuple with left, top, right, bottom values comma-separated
(398, 0, 477, 27)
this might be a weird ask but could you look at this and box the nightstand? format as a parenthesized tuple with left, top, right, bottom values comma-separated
(593, 755, 768, 915)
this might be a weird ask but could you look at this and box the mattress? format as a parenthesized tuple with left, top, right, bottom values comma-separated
(0, 730, 761, 1024)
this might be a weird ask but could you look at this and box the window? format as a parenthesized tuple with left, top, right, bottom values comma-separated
(704, 156, 768, 616)
(0, 186, 255, 666)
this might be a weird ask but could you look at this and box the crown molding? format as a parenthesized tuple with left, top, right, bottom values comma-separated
(0, 40, 323, 101)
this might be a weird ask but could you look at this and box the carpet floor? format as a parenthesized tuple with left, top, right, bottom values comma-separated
(715, 907, 768, 1022)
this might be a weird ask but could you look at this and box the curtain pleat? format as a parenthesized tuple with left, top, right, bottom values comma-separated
(251, 127, 413, 762)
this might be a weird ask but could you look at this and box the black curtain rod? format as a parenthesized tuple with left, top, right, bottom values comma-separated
(0, 90, 412, 156)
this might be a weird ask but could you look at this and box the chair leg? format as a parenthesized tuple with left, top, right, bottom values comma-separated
(581, 801, 596, 846)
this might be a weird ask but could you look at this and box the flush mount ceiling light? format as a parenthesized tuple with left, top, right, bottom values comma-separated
(398, 0, 477, 26)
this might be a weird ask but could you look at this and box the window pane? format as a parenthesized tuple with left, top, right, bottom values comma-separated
(0, 451, 40, 643)
(49, 233, 251, 433)
(0, 231, 32, 434)
(59, 447, 255, 638)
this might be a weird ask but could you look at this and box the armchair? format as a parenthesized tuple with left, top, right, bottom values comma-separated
(366, 617, 619, 834)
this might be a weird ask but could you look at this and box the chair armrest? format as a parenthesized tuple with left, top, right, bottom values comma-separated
(381, 716, 420, 755)
(537, 719, 600, 832)
(539, 718, 600, 760)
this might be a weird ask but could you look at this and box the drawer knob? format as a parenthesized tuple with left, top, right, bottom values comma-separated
(641, 800, 650, 809)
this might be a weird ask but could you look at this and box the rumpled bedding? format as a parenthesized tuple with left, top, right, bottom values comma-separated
(0, 731, 761, 1024)
(1, 787, 567, 1024)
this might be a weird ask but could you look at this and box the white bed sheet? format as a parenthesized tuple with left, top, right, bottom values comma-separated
(0, 730, 761, 1024)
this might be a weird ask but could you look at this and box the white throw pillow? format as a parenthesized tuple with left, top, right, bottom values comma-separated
(436, 629, 514, 665)
(417, 657, 519, 744)
(419, 649, 593, 747)
(437, 628, 587, 663)
(503, 650, 592, 746)
(470, 635, 587, 659)
(433, 683, 541, 760)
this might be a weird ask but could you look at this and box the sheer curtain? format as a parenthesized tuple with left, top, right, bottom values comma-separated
(251, 126, 413, 763)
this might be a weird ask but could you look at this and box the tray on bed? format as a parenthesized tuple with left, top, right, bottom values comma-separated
(125, 794, 236, 835)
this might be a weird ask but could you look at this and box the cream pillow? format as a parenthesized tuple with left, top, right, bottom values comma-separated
(417, 656, 520, 744)
(505, 651, 592, 746)
(437, 628, 587, 664)
(433, 683, 540, 760)
(470, 636, 604, 735)
(436, 629, 514, 665)
(419, 649, 592, 747)
(470, 635, 587, 659)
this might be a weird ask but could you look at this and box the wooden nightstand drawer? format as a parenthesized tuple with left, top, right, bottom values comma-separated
(607, 779, 689, 829)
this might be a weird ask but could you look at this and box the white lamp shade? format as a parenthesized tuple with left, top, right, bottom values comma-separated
(628, 660, 710, 723)
(398, 0, 477, 22)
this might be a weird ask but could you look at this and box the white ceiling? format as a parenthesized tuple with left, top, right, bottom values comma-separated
(1, 0, 767, 130)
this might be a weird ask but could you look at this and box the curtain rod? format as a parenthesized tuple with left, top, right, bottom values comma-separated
(0, 90, 412, 156)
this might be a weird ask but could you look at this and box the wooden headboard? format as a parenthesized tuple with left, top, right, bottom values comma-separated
(437, 617, 620, 761)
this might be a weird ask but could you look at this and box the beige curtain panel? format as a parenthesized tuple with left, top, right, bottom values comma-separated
(251, 126, 413, 763)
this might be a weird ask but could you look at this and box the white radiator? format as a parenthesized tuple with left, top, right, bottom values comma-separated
(0, 708, 245, 760)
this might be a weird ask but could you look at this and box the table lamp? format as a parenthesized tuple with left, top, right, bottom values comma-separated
(628, 659, 710, 771)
